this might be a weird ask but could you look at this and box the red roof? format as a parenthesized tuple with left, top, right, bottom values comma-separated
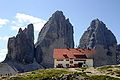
(53, 49, 95, 59)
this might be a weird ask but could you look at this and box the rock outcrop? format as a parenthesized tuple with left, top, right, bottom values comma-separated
(94, 45, 117, 67)
(35, 11, 74, 68)
(78, 19, 117, 67)
(4, 24, 34, 64)
(116, 44, 120, 64)
(4, 24, 43, 72)
(78, 19, 117, 49)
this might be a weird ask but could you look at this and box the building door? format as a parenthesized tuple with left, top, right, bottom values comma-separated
(78, 62, 83, 67)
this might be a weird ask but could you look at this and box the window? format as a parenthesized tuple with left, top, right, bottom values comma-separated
(63, 54, 69, 58)
(78, 62, 83, 67)
(70, 58, 73, 60)
(66, 59, 69, 61)
(58, 64, 62, 65)
(66, 64, 69, 67)
(74, 59, 81, 61)
(57, 59, 63, 61)
(70, 61, 73, 64)
(74, 55, 87, 58)
(74, 59, 86, 61)
(56, 64, 63, 68)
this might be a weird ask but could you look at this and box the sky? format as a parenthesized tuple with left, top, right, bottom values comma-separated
(0, 0, 120, 62)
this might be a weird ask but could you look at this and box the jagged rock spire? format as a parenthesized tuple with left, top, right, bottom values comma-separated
(78, 19, 117, 49)
(78, 19, 117, 67)
(35, 11, 74, 68)
(4, 24, 34, 64)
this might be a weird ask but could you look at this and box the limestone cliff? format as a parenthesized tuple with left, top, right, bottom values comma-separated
(78, 19, 117, 49)
(35, 11, 74, 68)
(78, 19, 117, 66)
(4, 24, 43, 72)
(4, 24, 34, 64)
(116, 44, 120, 64)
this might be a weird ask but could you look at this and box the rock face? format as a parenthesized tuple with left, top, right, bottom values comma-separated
(4, 24, 34, 64)
(78, 19, 117, 66)
(35, 11, 74, 68)
(94, 45, 117, 67)
(2, 11, 74, 72)
(78, 19, 117, 49)
(4, 24, 44, 72)
(116, 44, 120, 64)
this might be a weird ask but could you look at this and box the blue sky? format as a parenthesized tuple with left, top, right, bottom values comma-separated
(0, 0, 120, 62)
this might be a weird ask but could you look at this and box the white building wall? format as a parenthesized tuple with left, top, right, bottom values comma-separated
(54, 59, 70, 67)
(54, 58, 93, 68)
(86, 59, 93, 67)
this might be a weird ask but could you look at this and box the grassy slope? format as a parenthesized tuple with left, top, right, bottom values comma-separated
(1, 66, 120, 80)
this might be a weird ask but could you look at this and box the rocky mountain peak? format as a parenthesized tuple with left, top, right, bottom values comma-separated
(48, 11, 66, 24)
(78, 19, 117, 67)
(35, 11, 74, 68)
(4, 24, 34, 64)
(51, 11, 64, 18)
(18, 28, 22, 34)
(78, 19, 117, 49)
(88, 19, 107, 31)
(3, 23, 44, 72)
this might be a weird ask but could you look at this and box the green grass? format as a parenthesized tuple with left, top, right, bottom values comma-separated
(89, 75, 120, 80)
(114, 70, 120, 74)
(80, 67, 87, 70)
(1, 66, 120, 80)
(98, 66, 114, 71)
(112, 70, 120, 77)
(74, 72, 88, 77)
(5, 69, 72, 80)
(114, 66, 120, 68)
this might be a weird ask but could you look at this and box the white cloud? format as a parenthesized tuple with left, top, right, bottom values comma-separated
(0, 36, 9, 41)
(0, 49, 7, 62)
(0, 19, 9, 25)
(0, 18, 9, 28)
(16, 13, 45, 23)
(34, 23, 46, 31)
(11, 26, 25, 31)
(11, 13, 46, 31)
(0, 26, 2, 28)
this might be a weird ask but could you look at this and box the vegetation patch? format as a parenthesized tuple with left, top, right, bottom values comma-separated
(5, 69, 71, 80)
(1, 66, 120, 80)
(89, 75, 120, 80)
(80, 67, 87, 70)
(97, 66, 114, 71)
(113, 70, 120, 77)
